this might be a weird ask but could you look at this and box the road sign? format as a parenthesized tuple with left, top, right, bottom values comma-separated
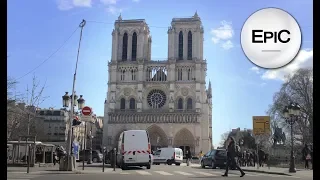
(253, 116, 271, 136)
(81, 106, 92, 116)
(80, 115, 92, 122)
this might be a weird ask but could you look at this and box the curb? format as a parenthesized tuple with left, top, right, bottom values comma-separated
(242, 169, 291, 176)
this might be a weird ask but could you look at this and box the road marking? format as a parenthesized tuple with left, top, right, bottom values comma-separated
(154, 171, 173, 175)
(194, 172, 216, 176)
(120, 172, 130, 174)
(244, 173, 259, 176)
(8, 179, 30, 180)
(135, 171, 152, 175)
(174, 171, 193, 176)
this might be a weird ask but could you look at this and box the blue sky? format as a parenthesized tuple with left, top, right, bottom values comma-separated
(8, 0, 313, 148)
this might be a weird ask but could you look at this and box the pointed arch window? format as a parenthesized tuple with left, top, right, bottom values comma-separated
(178, 98, 183, 109)
(187, 68, 191, 80)
(132, 32, 137, 61)
(187, 98, 193, 109)
(178, 31, 183, 60)
(120, 98, 126, 110)
(187, 31, 192, 60)
(122, 33, 128, 61)
(129, 98, 136, 109)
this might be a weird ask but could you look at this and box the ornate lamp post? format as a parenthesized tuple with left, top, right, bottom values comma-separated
(62, 92, 85, 170)
(283, 102, 301, 173)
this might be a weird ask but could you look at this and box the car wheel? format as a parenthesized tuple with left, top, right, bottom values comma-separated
(167, 160, 172, 165)
(175, 163, 180, 166)
(211, 161, 216, 169)
(92, 158, 98, 163)
(201, 161, 205, 168)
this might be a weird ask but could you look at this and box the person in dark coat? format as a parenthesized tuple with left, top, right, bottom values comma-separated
(222, 137, 245, 177)
(302, 144, 311, 169)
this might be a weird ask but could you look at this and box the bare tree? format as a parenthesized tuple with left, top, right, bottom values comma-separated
(7, 75, 48, 140)
(219, 132, 230, 147)
(267, 68, 313, 145)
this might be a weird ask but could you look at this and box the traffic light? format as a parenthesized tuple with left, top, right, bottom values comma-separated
(72, 116, 82, 126)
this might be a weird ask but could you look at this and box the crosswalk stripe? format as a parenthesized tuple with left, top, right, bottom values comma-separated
(7, 179, 30, 180)
(244, 173, 259, 176)
(174, 171, 193, 176)
(135, 171, 152, 175)
(154, 171, 173, 175)
(194, 172, 216, 176)
(120, 172, 130, 174)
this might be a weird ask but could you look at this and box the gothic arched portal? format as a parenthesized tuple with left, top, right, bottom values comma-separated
(146, 124, 168, 151)
(173, 128, 195, 155)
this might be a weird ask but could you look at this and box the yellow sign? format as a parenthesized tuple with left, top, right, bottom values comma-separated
(253, 116, 271, 135)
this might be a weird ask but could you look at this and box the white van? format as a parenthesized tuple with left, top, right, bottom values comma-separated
(153, 147, 183, 166)
(116, 130, 152, 170)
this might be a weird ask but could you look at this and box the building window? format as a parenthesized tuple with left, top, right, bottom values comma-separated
(120, 70, 125, 81)
(178, 98, 183, 109)
(132, 32, 137, 61)
(187, 68, 191, 80)
(188, 31, 192, 60)
(178, 31, 183, 60)
(122, 33, 128, 60)
(131, 70, 136, 80)
(120, 98, 126, 110)
(178, 69, 182, 81)
(187, 98, 193, 109)
(129, 98, 136, 109)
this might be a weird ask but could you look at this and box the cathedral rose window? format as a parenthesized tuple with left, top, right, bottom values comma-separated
(147, 89, 167, 108)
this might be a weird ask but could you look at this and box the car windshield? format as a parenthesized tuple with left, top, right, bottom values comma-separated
(154, 150, 161, 156)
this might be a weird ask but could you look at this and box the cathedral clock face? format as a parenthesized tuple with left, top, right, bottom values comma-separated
(147, 89, 167, 108)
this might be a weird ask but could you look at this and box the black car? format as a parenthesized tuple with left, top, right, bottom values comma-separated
(79, 150, 103, 163)
(201, 149, 227, 169)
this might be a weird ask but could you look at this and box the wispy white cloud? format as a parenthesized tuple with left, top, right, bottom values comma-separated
(261, 49, 313, 81)
(106, 6, 123, 15)
(57, 0, 92, 10)
(250, 66, 261, 74)
(100, 0, 119, 5)
(210, 21, 234, 50)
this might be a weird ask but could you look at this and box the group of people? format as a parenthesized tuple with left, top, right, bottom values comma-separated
(237, 149, 268, 167)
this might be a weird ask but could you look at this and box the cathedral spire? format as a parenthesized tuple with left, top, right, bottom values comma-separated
(118, 13, 122, 20)
(193, 11, 199, 18)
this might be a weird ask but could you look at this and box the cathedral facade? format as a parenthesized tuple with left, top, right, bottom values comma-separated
(103, 12, 212, 155)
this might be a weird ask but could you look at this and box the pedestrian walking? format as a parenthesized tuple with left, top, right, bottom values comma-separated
(302, 144, 311, 169)
(222, 137, 245, 177)
(186, 150, 192, 166)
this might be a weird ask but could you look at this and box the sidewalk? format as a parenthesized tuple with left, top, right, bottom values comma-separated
(241, 166, 313, 177)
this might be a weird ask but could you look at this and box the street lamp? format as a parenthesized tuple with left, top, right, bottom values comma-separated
(61, 92, 85, 170)
(283, 102, 301, 173)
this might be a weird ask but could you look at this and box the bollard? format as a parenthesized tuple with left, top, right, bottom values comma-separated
(113, 148, 116, 171)
(27, 145, 31, 173)
(102, 147, 106, 172)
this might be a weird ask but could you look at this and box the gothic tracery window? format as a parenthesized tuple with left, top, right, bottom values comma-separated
(120, 98, 126, 110)
(122, 33, 128, 61)
(188, 31, 192, 60)
(187, 98, 193, 109)
(129, 98, 136, 109)
(178, 31, 183, 60)
(147, 89, 167, 108)
(178, 98, 183, 109)
(131, 69, 136, 81)
(132, 32, 137, 61)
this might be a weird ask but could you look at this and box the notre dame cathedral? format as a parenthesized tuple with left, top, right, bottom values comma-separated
(103, 12, 213, 155)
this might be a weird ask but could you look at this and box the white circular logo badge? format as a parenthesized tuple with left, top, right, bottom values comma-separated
(240, 8, 302, 69)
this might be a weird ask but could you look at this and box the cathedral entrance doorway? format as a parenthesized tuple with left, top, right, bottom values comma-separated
(173, 128, 195, 155)
(146, 124, 168, 152)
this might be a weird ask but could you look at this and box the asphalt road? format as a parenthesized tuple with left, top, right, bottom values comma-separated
(8, 164, 308, 180)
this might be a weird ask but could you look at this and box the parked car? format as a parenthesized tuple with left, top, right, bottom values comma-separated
(201, 149, 227, 169)
(79, 150, 103, 163)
